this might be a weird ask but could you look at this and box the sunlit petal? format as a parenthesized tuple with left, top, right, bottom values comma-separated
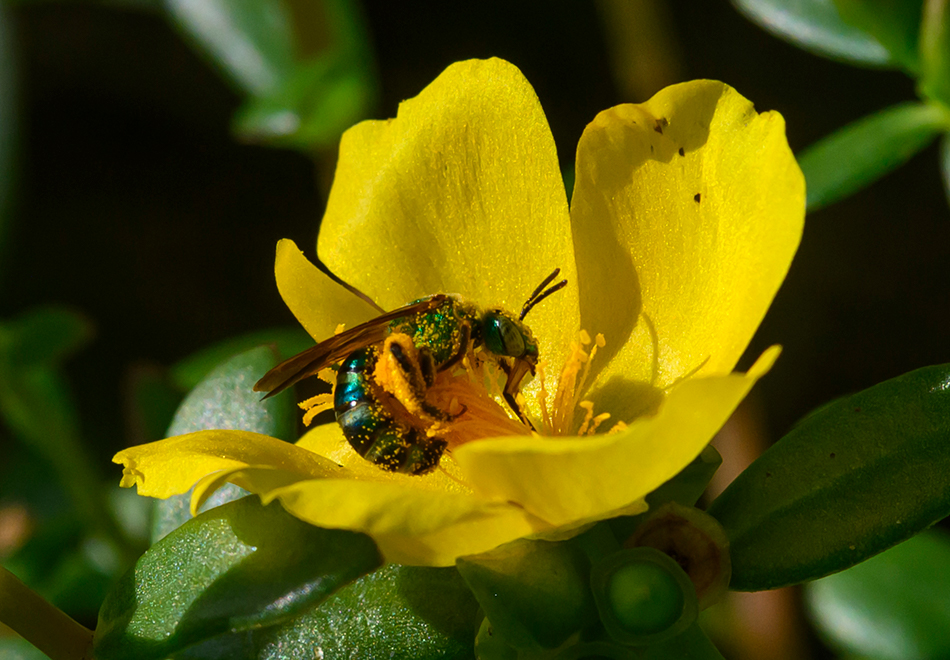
(318, 58, 579, 383)
(114, 429, 341, 498)
(571, 81, 804, 421)
(455, 347, 780, 526)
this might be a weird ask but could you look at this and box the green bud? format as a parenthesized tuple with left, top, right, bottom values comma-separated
(590, 547, 697, 645)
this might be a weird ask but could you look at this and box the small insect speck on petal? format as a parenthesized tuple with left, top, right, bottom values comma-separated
(654, 117, 667, 134)
(693, 193, 701, 203)
(678, 147, 685, 157)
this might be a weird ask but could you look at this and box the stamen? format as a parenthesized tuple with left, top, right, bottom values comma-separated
(588, 411, 611, 435)
(299, 393, 333, 426)
(545, 330, 611, 436)
(577, 401, 596, 435)
(536, 362, 552, 430)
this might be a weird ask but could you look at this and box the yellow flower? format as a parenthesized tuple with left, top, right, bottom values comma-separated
(115, 58, 804, 567)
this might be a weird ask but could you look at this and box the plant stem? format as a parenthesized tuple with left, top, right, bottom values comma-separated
(0, 566, 93, 660)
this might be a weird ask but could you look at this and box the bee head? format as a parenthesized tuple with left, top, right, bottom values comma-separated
(482, 310, 538, 363)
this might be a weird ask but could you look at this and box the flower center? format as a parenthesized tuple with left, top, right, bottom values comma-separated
(297, 330, 622, 449)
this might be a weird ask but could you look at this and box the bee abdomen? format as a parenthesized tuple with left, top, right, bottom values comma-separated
(334, 347, 446, 475)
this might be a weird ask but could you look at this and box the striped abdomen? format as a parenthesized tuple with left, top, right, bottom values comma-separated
(334, 346, 446, 475)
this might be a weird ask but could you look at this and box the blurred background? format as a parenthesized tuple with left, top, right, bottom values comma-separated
(0, 1, 947, 658)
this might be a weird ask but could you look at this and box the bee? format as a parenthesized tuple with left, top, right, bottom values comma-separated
(254, 269, 567, 475)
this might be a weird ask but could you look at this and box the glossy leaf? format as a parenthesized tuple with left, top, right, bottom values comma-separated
(260, 564, 479, 660)
(137, 564, 480, 659)
(456, 537, 600, 650)
(233, 53, 377, 149)
(164, 0, 294, 96)
(233, 0, 378, 149)
(834, 0, 923, 72)
(165, 0, 378, 151)
(152, 346, 297, 541)
(805, 530, 950, 660)
(168, 326, 312, 392)
(94, 497, 381, 660)
(732, 0, 893, 67)
(921, 0, 950, 107)
(798, 102, 950, 211)
(708, 363, 950, 591)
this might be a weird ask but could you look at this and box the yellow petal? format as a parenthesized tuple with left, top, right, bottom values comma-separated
(113, 430, 341, 498)
(454, 346, 780, 527)
(274, 238, 382, 341)
(263, 478, 549, 566)
(317, 58, 579, 385)
(571, 81, 804, 413)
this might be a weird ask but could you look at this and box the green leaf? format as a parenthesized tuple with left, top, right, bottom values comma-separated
(165, 0, 379, 151)
(263, 564, 480, 660)
(798, 102, 950, 211)
(456, 537, 600, 650)
(805, 529, 950, 660)
(0, 308, 114, 546)
(164, 0, 295, 96)
(232, 0, 378, 149)
(0, 638, 50, 660)
(169, 326, 312, 392)
(732, 0, 894, 67)
(94, 497, 381, 660)
(233, 53, 377, 149)
(834, 0, 924, 72)
(122, 564, 479, 659)
(0, 305, 93, 368)
(921, 0, 950, 106)
(153, 345, 297, 542)
(708, 363, 950, 591)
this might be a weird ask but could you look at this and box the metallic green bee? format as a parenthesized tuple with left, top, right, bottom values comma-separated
(254, 269, 566, 475)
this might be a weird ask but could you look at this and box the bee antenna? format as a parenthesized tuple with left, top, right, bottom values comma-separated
(520, 268, 567, 320)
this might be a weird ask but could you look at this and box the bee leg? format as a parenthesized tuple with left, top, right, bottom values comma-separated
(382, 335, 455, 422)
(498, 359, 537, 431)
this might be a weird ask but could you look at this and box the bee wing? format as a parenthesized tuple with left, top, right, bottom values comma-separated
(254, 295, 450, 398)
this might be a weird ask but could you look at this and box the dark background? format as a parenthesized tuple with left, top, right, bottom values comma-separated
(3, 0, 946, 472)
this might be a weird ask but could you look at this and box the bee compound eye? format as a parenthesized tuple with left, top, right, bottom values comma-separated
(484, 313, 526, 358)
